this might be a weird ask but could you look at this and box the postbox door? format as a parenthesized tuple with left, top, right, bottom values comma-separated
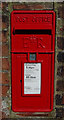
(12, 53, 54, 112)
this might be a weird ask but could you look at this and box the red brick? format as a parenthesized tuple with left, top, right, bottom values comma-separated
(2, 85, 9, 97)
(2, 58, 9, 70)
(2, 32, 8, 42)
(0, 32, 2, 42)
(2, 44, 9, 56)
(27, 4, 44, 10)
(2, 3, 4, 9)
(0, 111, 2, 119)
(2, 3, 8, 9)
(0, 18, 2, 28)
(33, 4, 44, 9)
(2, 22, 7, 30)
(2, 111, 9, 118)
(0, 98, 2, 110)
(13, 4, 27, 9)
(0, 58, 2, 71)
(0, 44, 2, 57)
(16, 113, 48, 117)
(0, 86, 2, 97)
(0, 72, 2, 84)
(13, 4, 44, 10)
(0, 72, 9, 84)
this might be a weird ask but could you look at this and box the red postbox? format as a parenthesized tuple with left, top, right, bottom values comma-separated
(11, 10, 55, 112)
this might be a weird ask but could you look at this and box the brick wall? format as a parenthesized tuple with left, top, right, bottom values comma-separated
(54, 2, 64, 118)
(0, 1, 64, 119)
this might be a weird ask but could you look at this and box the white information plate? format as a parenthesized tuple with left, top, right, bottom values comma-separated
(24, 63, 41, 94)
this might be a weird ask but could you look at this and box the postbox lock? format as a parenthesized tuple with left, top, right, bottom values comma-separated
(30, 53, 36, 60)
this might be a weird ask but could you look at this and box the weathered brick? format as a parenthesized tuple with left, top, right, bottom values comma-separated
(0, 72, 2, 84)
(57, 66, 64, 77)
(56, 108, 63, 118)
(16, 113, 49, 117)
(13, 3, 45, 10)
(0, 58, 2, 71)
(2, 31, 8, 42)
(0, 86, 2, 97)
(0, 111, 2, 119)
(58, 6, 64, 19)
(30, 3, 44, 9)
(0, 44, 2, 57)
(62, 94, 64, 105)
(0, 32, 2, 42)
(2, 58, 9, 70)
(2, 44, 9, 56)
(56, 80, 64, 91)
(2, 85, 9, 97)
(60, 26, 64, 34)
(0, 98, 2, 110)
(56, 94, 62, 105)
(56, 94, 64, 105)
(44, 2, 53, 9)
(0, 17, 2, 29)
(2, 22, 7, 30)
(2, 3, 8, 9)
(56, 107, 64, 118)
(57, 37, 64, 49)
(2, 15, 9, 24)
(2, 111, 9, 118)
(62, 108, 64, 117)
(13, 4, 27, 10)
(0, 72, 9, 84)
(2, 3, 9, 15)
(57, 52, 64, 62)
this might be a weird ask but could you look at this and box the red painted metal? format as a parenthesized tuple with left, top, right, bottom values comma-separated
(11, 10, 55, 112)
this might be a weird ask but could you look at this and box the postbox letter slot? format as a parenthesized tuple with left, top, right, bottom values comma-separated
(13, 29, 51, 35)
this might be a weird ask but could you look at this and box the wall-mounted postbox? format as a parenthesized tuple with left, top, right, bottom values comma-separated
(11, 10, 55, 112)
